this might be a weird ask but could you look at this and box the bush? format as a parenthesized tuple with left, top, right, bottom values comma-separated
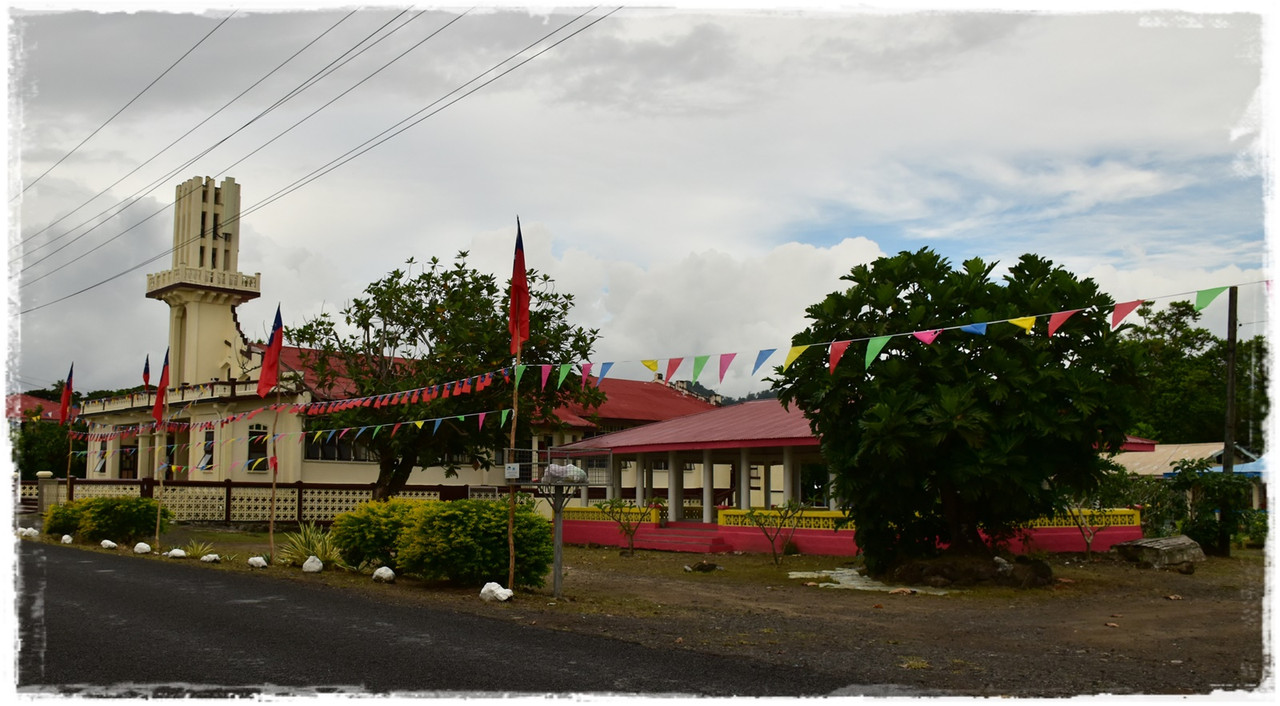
(77, 496, 171, 544)
(277, 522, 343, 567)
(396, 499, 553, 588)
(330, 498, 426, 571)
(44, 500, 87, 537)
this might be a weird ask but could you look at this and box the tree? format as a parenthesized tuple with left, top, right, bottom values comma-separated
(744, 499, 807, 566)
(10, 399, 86, 480)
(774, 248, 1142, 576)
(289, 253, 602, 500)
(1121, 302, 1269, 451)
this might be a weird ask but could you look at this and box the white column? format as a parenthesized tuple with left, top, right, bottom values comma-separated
(667, 450, 682, 523)
(738, 448, 751, 509)
(761, 462, 772, 509)
(828, 469, 839, 510)
(635, 452, 647, 504)
(782, 446, 795, 505)
(702, 449, 714, 523)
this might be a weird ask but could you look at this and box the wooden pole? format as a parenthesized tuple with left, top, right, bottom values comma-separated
(153, 389, 169, 550)
(1220, 285, 1238, 556)
(268, 388, 282, 561)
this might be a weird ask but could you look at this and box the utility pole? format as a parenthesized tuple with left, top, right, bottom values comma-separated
(1219, 286, 1238, 557)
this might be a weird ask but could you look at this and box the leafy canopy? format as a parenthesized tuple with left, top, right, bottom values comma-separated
(289, 252, 602, 499)
(774, 248, 1142, 575)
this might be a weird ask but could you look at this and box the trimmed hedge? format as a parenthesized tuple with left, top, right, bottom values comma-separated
(396, 499, 553, 588)
(330, 498, 426, 570)
(44, 496, 171, 543)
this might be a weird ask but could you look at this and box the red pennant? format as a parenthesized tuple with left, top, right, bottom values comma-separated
(1048, 309, 1082, 337)
(1111, 300, 1143, 330)
(828, 341, 851, 373)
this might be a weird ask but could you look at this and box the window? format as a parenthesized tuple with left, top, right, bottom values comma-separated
(652, 460, 669, 472)
(93, 441, 106, 474)
(247, 424, 268, 472)
(119, 444, 137, 479)
(198, 431, 214, 471)
(303, 432, 374, 463)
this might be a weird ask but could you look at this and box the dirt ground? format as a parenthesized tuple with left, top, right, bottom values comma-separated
(24, 520, 1274, 698)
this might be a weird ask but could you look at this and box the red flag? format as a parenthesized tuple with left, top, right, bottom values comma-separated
(509, 219, 530, 355)
(59, 363, 74, 425)
(152, 349, 170, 424)
(257, 305, 283, 397)
(142, 354, 151, 390)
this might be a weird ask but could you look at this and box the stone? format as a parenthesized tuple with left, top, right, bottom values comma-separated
(133, 542, 152, 554)
(166, 549, 187, 559)
(1110, 535, 1205, 570)
(372, 566, 396, 583)
(480, 582, 514, 601)
(302, 556, 323, 573)
(248, 556, 269, 568)
(690, 560, 719, 573)
(200, 554, 221, 563)
(61, 535, 73, 544)
(100, 540, 117, 550)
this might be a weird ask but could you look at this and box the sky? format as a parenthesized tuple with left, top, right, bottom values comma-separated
(4, 0, 1273, 402)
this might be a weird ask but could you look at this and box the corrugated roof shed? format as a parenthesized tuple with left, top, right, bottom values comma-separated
(1111, 442, 1242, 476)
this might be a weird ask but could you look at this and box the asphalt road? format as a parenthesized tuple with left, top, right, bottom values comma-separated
(15, 541, 868, 698)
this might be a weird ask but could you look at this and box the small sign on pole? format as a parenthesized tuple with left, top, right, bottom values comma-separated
(505, 463, 521, 481)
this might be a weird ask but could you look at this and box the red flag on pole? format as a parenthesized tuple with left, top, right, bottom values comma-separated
(152, 349, 170, 424)
(142, 354, 150, 389)
(258, 304, 283, 397)
(509, 219, 530, 355)
(58, 363, 74, 425)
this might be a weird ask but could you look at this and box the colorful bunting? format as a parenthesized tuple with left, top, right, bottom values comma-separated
(718, 352, 736, 383)
(1047, 309, 1081, 337)
(782, 345, 809, 371)
(865, 336, 892, 369)
(912, 330, 941, 345)
(961, 323, 987, 335)
(1111, 300, 1144, 330)
(1195, 287, 1228, 311)
(828, 340, 851, 373)
(665, 357, 683, 383)
(752, 349, 775, 375)
(691, 355, 709, 384)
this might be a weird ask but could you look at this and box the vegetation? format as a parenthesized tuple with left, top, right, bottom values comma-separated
(395, 498, 553, 587)
(1121, 301, 1268, 453)
(10, 399, 86, 479)
(276, 522, 344, 567)
(46, 496, 172, 544)
(330, 498, 427, 570)
(744, 499, 808, 566)
(1166, 458, 1256, 555)
(595, 497, 658, 556)
(289, 253, 603, 500)
(775, 249, 1142, 576)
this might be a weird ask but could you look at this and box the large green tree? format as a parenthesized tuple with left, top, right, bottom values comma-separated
(10, 384, 86, 479)
(775, 248, 1142, 575)
(1122, 301, 1268, 452)
(289, 253, 602, 500)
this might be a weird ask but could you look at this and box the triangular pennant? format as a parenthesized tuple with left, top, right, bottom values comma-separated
(501, 409, 510, 427)
(782, 345, 809, 371)
(912, 330, 941, 345)
(828, 340, 851, 373)
(752, 349, 776, 376)
(641, 359, 659, 373)
(718, 352, 737, 383)
(477, 412, 487, 429)
(557, 364, 572, 388)
(414, 421, 424, 429)
(691, 355, 709, 384)
(391, 422, 402, 437)
(1195, 287, 1228, 311)
(1105, 299, 1146, 329)
(1047, 309, 1082, 337)
(865, 336, 892, 369)
(665, 357, 683, 383)
(433, 419, 442, 435)
(597, 362, 613, 382)
(960, 323, 987, 335)
(514, 364, 526, 388)
(580, 363, 594, 388)
(1008, 317, 1036, 333)
(541, 365, 552, 389)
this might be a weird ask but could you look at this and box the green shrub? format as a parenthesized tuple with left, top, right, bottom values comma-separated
(330, 498, 426, 571)
(44, 500, 87, 537)
(77, 496, 172, 544)
(277, 522, 344, 567)
(397, 499, 553, 588)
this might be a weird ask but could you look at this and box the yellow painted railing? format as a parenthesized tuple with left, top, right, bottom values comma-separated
(563, 506, 660, 524)
(565, 506, 1141, 531)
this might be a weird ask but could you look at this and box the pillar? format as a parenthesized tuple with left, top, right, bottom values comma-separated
(828, 469, 839, 510)
(635, 452, 647, 504)
(667, 450, 682, 523)
(782, 446, 795, 505)
(702, 449, 714, 523)
(738, 448, 751, 509)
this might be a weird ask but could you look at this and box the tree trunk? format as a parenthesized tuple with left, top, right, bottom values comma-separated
(938, 483, 990, 557)
(372, 455, 417, 501)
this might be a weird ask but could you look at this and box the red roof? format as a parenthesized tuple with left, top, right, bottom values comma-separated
(559, 398, 818, 454)
(268, 345, 716, 427)
(6, 393, 76, 422)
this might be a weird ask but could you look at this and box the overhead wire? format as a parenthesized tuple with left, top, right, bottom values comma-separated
(15, 8, 425, 278)
(16, 7, 618, 316)
(13, 10, 239, 200)
(10, 8, 361, 260)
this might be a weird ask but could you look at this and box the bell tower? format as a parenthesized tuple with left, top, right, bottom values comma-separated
(146, 176, 261, 385)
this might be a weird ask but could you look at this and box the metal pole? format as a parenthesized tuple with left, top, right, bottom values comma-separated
(508, 349, 521, 590)
(1220, 286, 1238, 556)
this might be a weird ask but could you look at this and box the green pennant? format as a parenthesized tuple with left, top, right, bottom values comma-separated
(501, 409, 510, 427)
(1195, 286, 1228, 311)
(865, 336, 892, 370)
(691, 355, 710, 384)
(557, 363, 572, 388)
(514, 364, 526, 388)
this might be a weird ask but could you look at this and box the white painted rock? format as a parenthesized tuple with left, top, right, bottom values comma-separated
(200, 554, 221, 563)
(61, 535, 73, 544)
(100, 540, 117, 550)
(165, 548, 187, 559)
(133, 542, 152, 554)
(480, 582, 514, 602)
(302, 556, 323, 573)
(19, 527, 39, 537)
(372, 566, 396, 583)
(248, 556, 269, 568)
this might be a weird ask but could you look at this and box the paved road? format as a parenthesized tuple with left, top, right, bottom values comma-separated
(16, 542, 863, 697)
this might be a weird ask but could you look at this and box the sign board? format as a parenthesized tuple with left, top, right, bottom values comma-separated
(504, 463, 521, 480)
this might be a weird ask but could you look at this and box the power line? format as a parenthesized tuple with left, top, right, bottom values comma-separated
(14, 8, 423, 278)
(11, 8, 361, 260)
(15, 9, 437, 290)
(13, 10, 238, 199)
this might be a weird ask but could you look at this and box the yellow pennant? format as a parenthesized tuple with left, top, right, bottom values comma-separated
(782, 345, 810, 370)
(641, 359, 659, 373)
(1008, 317, 1036, 333)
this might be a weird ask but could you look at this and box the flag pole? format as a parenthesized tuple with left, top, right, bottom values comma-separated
(509, 346, 520, 589)
(154, 392, 169, 550)
(268, 388, 281, 561)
